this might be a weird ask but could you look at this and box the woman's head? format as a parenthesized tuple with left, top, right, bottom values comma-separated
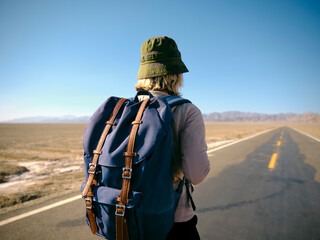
(136, 36, 188, 95)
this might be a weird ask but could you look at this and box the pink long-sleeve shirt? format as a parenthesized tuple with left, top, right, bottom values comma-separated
(140, 91, 210, 222)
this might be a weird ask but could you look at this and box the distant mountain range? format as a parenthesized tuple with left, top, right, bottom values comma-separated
(3, 115, 90, 123)
(202, 111, 320, 123)
(2, 112, 320, 123)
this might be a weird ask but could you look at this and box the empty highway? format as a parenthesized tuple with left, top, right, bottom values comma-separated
(0, 127, 319, 239)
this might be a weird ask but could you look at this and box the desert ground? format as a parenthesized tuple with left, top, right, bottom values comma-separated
(0, 124, 86, 211)
(0, 122, 319, 212)
(205, 122, 281, 148)
(286, 123, 320, 139)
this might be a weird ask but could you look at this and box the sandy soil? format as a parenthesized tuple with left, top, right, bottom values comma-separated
(205, 122, 281, 147)
(0, 124, 86, 210)
(286, 123, 320, 139)
(0, 158, 83, 194)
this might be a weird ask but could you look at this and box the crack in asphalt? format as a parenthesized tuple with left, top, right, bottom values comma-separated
(197, 175, 305, 213)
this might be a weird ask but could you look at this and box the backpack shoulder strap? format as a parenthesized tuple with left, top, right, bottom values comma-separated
(166, 95, 191, 108)
(82, 97, 127, 198)
(82, 97, 127, 235)
(116, 98, 149, 240)
(185, 178, 196, 211)
(166, 97, 196, 211)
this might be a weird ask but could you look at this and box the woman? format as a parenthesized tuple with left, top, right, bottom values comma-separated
(135, 36, 210, 240)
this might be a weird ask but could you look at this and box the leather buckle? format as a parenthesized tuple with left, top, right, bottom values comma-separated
(115, 204, 126, 216)
(88, 163, 97, 174)
(85, 198, 93, 209)
(122, 167, 132, 179)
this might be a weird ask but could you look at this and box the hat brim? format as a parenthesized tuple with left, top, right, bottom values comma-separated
(137, 60, 189, 79)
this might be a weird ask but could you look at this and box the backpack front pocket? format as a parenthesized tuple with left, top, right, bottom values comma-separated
(81, 184, 144, 240)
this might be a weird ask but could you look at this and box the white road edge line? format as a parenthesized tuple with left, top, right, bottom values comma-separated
(0, 126, 281, 227)
(0, 195, 82, 227)
(207, 126, 280, 153)
(289, 127, 320, 143)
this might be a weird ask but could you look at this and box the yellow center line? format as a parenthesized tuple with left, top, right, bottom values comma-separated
(277, 141, 281, 146)
(268, 153, 278, 169)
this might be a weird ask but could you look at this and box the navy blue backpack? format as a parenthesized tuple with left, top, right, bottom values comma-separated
(81, 91, 191, 240)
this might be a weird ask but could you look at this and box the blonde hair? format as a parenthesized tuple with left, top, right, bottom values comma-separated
(135, 74, 183, 96)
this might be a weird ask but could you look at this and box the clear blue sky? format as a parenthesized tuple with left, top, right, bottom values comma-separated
(1, 0, 319, 121)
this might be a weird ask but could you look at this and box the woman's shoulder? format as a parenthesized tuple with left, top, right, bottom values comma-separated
(172, 101, 204, 130)
(174, 101, 202, 116)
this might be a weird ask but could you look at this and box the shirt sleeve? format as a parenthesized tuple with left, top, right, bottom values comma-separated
(179, 104, 210, 185)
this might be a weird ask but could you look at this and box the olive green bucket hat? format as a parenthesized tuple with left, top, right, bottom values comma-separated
(137, 36, 189, 79)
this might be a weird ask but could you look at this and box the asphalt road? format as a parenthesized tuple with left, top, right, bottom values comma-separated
(196, 127, 320, 240)
(0, 127, 319, 240)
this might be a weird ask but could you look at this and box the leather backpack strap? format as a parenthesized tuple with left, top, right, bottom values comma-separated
(116, 98, 149, 240)
(82, 98, 127, 198)
(86, 178, 98, 234)
(82, 98, 127, 235)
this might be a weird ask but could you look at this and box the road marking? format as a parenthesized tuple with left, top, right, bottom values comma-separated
(0, 195, 82, 227)
(277, 141, 281, 146)
(207, 127, 280, 153)
(289, 127, 320, 143)
(268, 153, 278, 169)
